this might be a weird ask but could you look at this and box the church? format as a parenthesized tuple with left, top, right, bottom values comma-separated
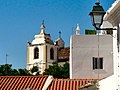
(26, 21, 69, 74)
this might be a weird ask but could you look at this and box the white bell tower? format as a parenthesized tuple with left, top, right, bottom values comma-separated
(27, 21, 57, 74)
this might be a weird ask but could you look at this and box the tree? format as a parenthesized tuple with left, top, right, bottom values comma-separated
(18, 68, 31, 76)
(0, 64, 31, 76)
(30, 66, 40, 75)
(0, 64, 14, 76)
(43, 62, 69, 78)
(61, 62, 69, 78)
(31, 66, 38, 73)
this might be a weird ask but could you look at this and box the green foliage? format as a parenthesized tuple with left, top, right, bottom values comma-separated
(85, 29, 113, 35)
(18, 68, 31, 76)
(31, 66, 38, 73)
(0, 64, 13, 76)
(30, 66, 40, 75)
(43, 62, 69, 78)
(85, 29, 96, 35)
(61, 62, 69, 78)
(0, 63, 69, 77)
(0, 64, 31, 76)
(106, 30, 113, 35)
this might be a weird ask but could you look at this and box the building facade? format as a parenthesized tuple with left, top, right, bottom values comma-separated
(26, 22, 65, 74)
(99, 0, 120, 90)
(70, 35, 114, 79)
(70, 0, 120, 90)
(26, 22, 70, 74)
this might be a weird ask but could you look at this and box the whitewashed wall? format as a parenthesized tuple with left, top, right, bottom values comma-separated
(70, 35, 113, 79)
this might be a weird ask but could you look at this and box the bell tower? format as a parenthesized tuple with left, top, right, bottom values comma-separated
(26, 21, 57, 74)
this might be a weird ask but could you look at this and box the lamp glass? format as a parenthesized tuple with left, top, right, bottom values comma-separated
(93, 13, 103, 28)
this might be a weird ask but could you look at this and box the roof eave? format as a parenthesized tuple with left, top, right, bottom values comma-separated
(104, 0, 120, 26)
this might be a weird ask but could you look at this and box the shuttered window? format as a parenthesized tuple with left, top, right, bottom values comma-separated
(93, 57, 103, 69)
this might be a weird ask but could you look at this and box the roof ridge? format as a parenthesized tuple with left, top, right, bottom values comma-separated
(53, 78, 99, 81)
(0, 75, 49, 78)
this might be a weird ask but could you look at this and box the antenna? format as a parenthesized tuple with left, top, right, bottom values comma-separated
(6, 54, 8, 64)
(5, 54, 8, 75)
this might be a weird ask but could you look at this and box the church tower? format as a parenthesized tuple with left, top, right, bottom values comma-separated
(55, 31, 65, 49)
(27, 21, 58, 74)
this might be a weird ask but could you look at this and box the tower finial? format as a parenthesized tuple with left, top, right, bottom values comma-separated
(41, 20, 45, 28)
(98, 0, 100, 3)
(59, 31, 61, 38)
(76, 24, 80, 35)
(40, 20, 45, 34)
(42, 20, 44, 24)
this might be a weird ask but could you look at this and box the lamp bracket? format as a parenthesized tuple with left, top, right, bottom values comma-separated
(95, 27, 117, 30)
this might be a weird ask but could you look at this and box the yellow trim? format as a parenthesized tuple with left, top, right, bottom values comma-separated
(42, 45, 47, 73)
(26, 46, 30, 70)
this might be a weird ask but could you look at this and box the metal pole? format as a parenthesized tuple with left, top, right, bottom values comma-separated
(96, 30, 100, 90)
(5, 54, 8, 75)
(6, 54, 8, 65)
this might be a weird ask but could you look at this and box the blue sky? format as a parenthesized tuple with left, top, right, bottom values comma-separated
(0, 0, 114, 69)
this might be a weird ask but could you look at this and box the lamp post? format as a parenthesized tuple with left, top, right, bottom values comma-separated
(89, 1, 117, 89)
(89, 1, 106, 89)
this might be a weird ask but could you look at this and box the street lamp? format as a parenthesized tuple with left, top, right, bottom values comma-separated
(89, 1, 116, 30)
(89, 1, 117, 89)
(89, 2, 106, 30)
(89, 1, 106, 89)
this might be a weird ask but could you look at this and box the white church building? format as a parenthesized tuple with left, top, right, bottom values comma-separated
(70, 0, 120, 90)
(26, 22, 66, 74)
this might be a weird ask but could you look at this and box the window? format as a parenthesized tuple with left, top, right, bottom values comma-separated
(50, 48, 54, 60)
(34, 47, 39, 59)
(93, 57, 103, 69)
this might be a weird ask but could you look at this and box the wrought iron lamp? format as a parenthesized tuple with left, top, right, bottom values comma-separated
(89, 1, 116, 30)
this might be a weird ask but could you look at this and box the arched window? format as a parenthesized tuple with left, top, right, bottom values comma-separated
(50, 48, 54, 60)
(34, 47, 39, 59)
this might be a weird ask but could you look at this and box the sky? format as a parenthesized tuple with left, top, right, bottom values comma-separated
(0, 0, 115, 69)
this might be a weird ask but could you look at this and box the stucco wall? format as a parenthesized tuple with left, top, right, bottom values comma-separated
(27, 44, 58, 74)
(70, 35, 113, 79)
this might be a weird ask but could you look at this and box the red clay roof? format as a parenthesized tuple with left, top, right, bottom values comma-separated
(48, 78, 96, 90)
(1, 76, 97, 90)
(0, 76, 48, 90)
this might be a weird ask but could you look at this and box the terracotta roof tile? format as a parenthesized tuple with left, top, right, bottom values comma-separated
(1, 76, 48, 90)
(48, 79, 97, 90)
(1, 76, 97, 90)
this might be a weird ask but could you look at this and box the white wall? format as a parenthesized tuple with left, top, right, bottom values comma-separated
(99, 30, 118, 90)
(70, 35, 113, 79)
(46, 44, 58, 68)
(27, 44, 58, 74)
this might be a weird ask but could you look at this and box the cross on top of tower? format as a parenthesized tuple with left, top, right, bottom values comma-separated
(41, 20, 45, 29)
(40, 20, 45, 34)
(98, 0, 100, 3)
(59, 31, 61, 38)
